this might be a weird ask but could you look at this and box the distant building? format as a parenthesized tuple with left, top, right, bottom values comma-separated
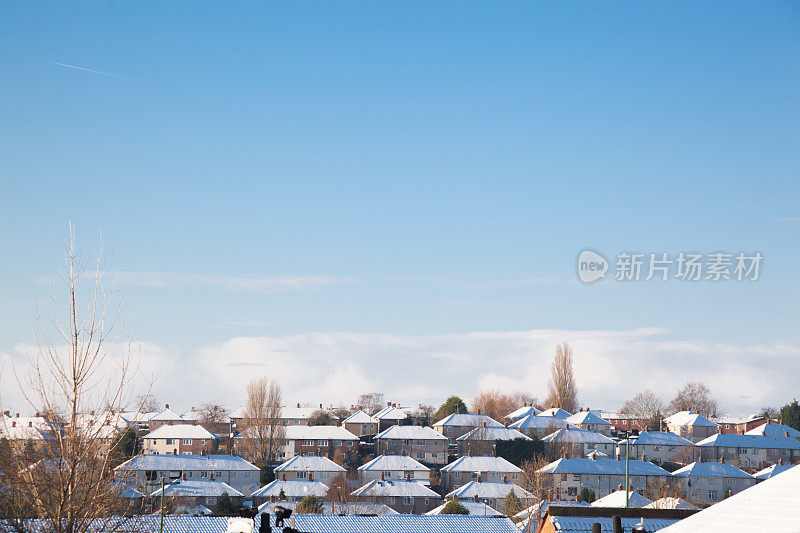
(374, 425, 448, 465)
(508, 414, 571, 438)
(143, 424, 219, 455)
(503, 405, 541, 425)
(440, 456, 522, 492)
(341, 410, 379, 436)
(250, 479, 328, 504)
(351, 479, 441, 514)
(565, 411, 612, 436)
(432, 414, 503, 443)
(537, 457, 672, 500)
(664, 412, 719, 443)
(148, 407, 184, 431)
(150, 479, 243, 508)
(745, 421, 800, 441)
(616, 431, 697, 464)
(456, 426, 530, 456)
(672, 461, 756, 505)
(358, 455, 430, 485)
(280, 425, 359, 461)
(542, 428, 615, 459)
(695, 433, 800, 469)
(445, 480, 533, 510)
(374, 406, 408, 432)
(273, 455, 346, 486)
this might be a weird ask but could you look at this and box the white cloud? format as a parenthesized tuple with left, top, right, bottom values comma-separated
(3, 328, 798, 418)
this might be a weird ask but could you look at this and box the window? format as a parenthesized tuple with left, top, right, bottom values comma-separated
(587, 444, 595, 450)
(567, 487, 578, 496)
(333, 440, 342, 446)
(561, 474, 568, 481)
(318, 440, 328, 446)
(573, 475, 580, 481)
(165, 439, 173, 445)
(182, 439, 192, 445)
(303, 440, 313, 446)
(201, 471, 207, 479)
(431, 453, 438, 458)
(471, 472, 478, 479)
(417, 440, 425, 445)
(417, 452, 425, 459)
(403, 439, 411, 446)
(708, 490, 718, 500)
(297, 472, 306, 479)
(403, 497, 413, 506)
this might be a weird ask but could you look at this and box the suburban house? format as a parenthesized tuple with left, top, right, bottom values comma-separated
(273, 455, 346, 485)
(358, 454, 431, 485)
(601, 412, 648, 433)
(351, 479, 441, 514)
(439, 456, 523, 492)
(181, 406, 233, 437)
(148, 407, 184, 431)
(0, 415, 56, 449)
(432, 413, 503, 443)
(342, 410, 379, 436)
(542, 428, 615, 459)
(745, 421, 800, 441)
(504, 405, 541, 425)
(280, 425, 359, 461)
(615, 431, 697, 464)
(250, 479, 329, 504)
(535, 506, 693, 533)
(150, 479, 243, 508)
(229, 404, 339, 430)
(456, 426, 530, 456)
(374, 405, 408, 432)
(445, 480, 533, 510)
(120, 411, 157, 432)
(508, 414, 571, 438)
(143, 424, 219, 455)
(114, 454, 260, 496)
(565, 411, 612, 436)
(374, 425, 448, 465)
(753, 462, 794, 482)
(714, 415, 769, 435)
(664, 411, 719, 443)
(537, 457, 672, 500)
(695, 433, 800, 469)
(671, 461, 756, 505)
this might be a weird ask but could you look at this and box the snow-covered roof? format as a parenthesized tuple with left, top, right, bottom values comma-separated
(665, 411, 719, 428)
(257, 500, 399, 516)
(115, 454, 258, 472)
(151, 408, 184, 421)
(343, 410, 378, 424)
(432, 413, 503, 428)
(284, 425, 358, 440)
(590, 490, 652, 508)
(645, 497, 699, 510)
(514, 500, 590, 521)
(358, 455, 429, 472)
(375, 425, 446, 440)
(538, 458, 671, 476)
(538, 408, 572, 419)
(229, 407, 245, 419)
(695, 433, 800, 450)
(745, 422, 800, 439)
(374, 406, 408, 421)
(659, 452, 800, 532)
(281, 406, 339, 421)
(274, 455, 346, 473)
(143, 424, 218, 440)
(505, 406, 541, 420)
(181, 408, 202, 422)
(150, 480, 243, 498)
(542, 428, 614, 444)
(445, 481, 532, 500)
(426, 501, 502, 516)
(0, 422, 55, 440)
(440, 456, 522, 473)
(174, 504, 213, 516)
(120, 411, 157, 423)
(619, 431, 695, 447)
(586, 450, 609, 459)
(672, 462, 753, 479)
(566, 411, 611, 426)
(508, 414, 572, 431)
(753, 463, 795, 481)
(547, 514, 682, 532)
(456, 427, 530, 442)
(251, 479, 329, 498)
(352, 479, 440, 498)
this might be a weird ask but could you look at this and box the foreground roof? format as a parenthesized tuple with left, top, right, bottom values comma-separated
(539, 458, 671, 476)
(115, 454, 258, 472)
(591, 490, 653, 508)
(0, 514, 522, 533)
(659, 450, 800, 532)
(274, 455, 345, 473)
(645, 497, 699, 510)
(753, 463, 795, 481)
(672, 462, 753, 479)
(257, 500, 398, 516)
(440, 456, 522, 473)
(446, 481, 532, 500)
(358, 455, 429, 472)
(352, 479, 440, 498)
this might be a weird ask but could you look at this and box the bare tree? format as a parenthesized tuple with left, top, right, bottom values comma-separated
(619, 390, 666, 431)
(667, 381, 719, 417)
(356, 393, 384, 416)
(134, 394, 159, 413)
(240, 377, 285, 465)
(470, 390, 517, 422)
(545, 343, 578, 413)
(0, 226, 142, 533)
(518, 456, 554, 524)
(510, 392, 541, 411)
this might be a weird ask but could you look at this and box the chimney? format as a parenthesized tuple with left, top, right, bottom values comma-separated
(165, 404, 169, 409)
(15, 413, 19, 418)
(11, 421, 15, 427)
(297, 403, 300, 408)
(591, 453, 597, 461)
(778, 458, 783, 465)
(91, 410, 95, 416)
(720, 457, 725, 463)
(477, 472, 482, 483)
(380, 472, 385, 481)
(320, 404, 323, 409)
(473, 494, 478, 502)
(28, 421, 32, 427)
(502, 475, 508, 483)
(308, 472, 313, 482)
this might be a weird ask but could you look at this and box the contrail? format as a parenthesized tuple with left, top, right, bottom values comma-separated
(53, 62, 127, 78)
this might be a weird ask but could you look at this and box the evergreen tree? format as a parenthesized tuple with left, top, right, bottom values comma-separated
(296, 495, 324, 514)
(213, 492, 237, 516)
(440, 500, 469, 514)
(502, 489, 523, 516)
(780, 400, 800, 431)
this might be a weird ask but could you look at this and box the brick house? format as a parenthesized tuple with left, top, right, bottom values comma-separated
(432, 414, 503, 444)
(664, 412, 719, 443)
(342, 410, 379, 437)
(280, 425, 359, 462)
(672, 461, 756, 505)
(695, 433, 800, 470)
(542, 428, 616, 459)
(358, 454, 430, 486)
(148, 407, 184, 432)
(616, 431, 697, 464)
(351, 479, 441, 514)
(440, 456, 522, 492)
(273, 455, 346, 486)
(508, 414, 572, 438)
(143, 424, 219, 455)
(537, 457, 672, 500)
(455, 426, 531, 457)
(374, 425, 448, 465)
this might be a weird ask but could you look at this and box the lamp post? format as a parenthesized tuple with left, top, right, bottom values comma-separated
(624, 432, 630, 508)
(159, 477, 181, 533)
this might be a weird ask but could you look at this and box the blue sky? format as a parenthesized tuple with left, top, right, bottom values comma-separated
(1, 2, 799, 414)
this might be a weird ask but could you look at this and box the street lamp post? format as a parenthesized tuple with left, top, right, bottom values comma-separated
(160, 477, 181, 533)
(624, 434, 630, 508)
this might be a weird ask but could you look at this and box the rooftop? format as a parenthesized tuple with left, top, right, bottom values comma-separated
(150, 480, 243, 498)
(115, 454, 258, 472)
(432, 413, 503, 428)
(695, 433, 800, 450)
(591, 490, 653, 508)
(440, 456, 522, 473)
(143, 424, 218, 440)
(538, 408, 572, 419)
(665, 411, 719, 428)
(374, 406, 408, 421)
(250, 479, 329, 498)
(619, 430, 695, 447)
(375, 425, 446, 440)
(446, 481, 532, 500)
(538, 458, 671, 476)
(456, 426, 530, 441)
(542, 428, 614, 444)
(358, 455, 430, 472)
(425, 501, 502, 516)
(566, 411, 611, 426)
(283, 425, 358, 440)
(342, 410, 379, 424)
(672, 461, 753, 479)
(274, 455, 345, 473)
(352, 479, 440, 498)
(505, 405, 541, 420)
(508, 414, 571, 430)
